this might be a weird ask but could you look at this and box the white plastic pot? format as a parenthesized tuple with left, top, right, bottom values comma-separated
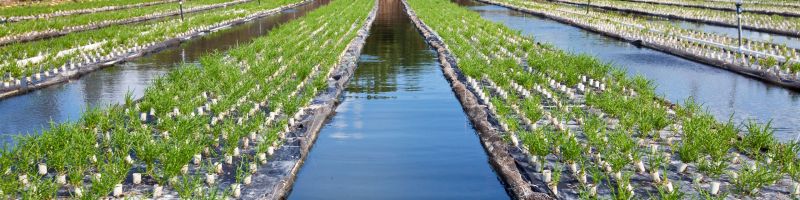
(651, 171, 661, 183)
(181, 164, 189, 174)
(194, 154, 202, 165)
(677, 163, 688, 173)
(18, 174, 28, 186)
(215, 162, 223, 174)
(153, 184, 163, 198)
(231, 183, 241, 198)
(113, 184, 123, 197)
(244, 175, 252, 185)
(133, 173, 141, 184)
(56, 174, 66, 184)
(258, 153, 267, 164)
(74, 187, 83, 197)
(250, 163, 257, 173)
(542, 170, 552, 183)
(206, 174, 215, 185)
(38, 163, 47, 175)
(635, 160, 645, 173)
(225, 155, 233, 165)
(710, 181, 720, 195)
(569, 163, 578, 174)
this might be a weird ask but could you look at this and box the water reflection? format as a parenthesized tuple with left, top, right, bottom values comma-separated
(289, 0, 509, 199)
(0, 0, 331, 145)
(456, 1, 800, 141)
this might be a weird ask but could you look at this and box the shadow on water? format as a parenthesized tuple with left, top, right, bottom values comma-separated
(288, 0, 509, 199)
(453, 0, 800, 141)
(0, 0, 331, 145)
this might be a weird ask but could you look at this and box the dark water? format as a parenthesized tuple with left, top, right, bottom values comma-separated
(0, 0, 330, 144)
(288, 0, 509, 199)
(454, 1, 800, 141)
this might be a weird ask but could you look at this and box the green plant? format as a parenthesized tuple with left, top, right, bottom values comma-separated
(739, 120, 776, 158)
(732, 162, 781, 196)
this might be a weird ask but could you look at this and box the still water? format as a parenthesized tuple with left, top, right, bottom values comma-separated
(289, 0, 509, 199)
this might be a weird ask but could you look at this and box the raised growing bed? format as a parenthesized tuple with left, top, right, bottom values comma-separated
(405, 0, 799, 199)
(0, 0, 377, 198)
(0, 0, 309, 100)
(478, 0, 800, 91)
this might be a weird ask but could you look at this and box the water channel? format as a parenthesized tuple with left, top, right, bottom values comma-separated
(455, 0, 800, 141)
(289, 0, 509, 198)
(0, 0, 331, 145)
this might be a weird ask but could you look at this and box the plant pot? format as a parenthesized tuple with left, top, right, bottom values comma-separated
(74, 187, 83, 197)
(664, 181, 674, 193)
(153, 184, 163, 198)
(635, 160, 645, 173)
(113, 184, 123, 197)
(133, 173, 141, 184)
(93, 173, 101, 182)
(692, 173, 703, 184)
(215, 162, 223, 174)
(56, 174, 66, 184)
(542, 170, 552, 183)
(249, 163, 257, 173)
(268, 147, 275, 156)
(589, 184, 597, 196)
(792, 182, 800, 196)
(244, 175, 252, 185)
(677, 163, 688, 173)
(710, 181, 720, 195)
(234, 147, 240, 157)
(90, 155, 97, 163)
(225, 155, 233, 165)
(651, 171, 661, 183)
(549, 183, 558, 196)
(231, 183, 241, 198)
(194, 154, 202, 165)
(578, 172, 587, 185)
(18, 174, 28, 186)
(125, 155, 134, 164)
(614, 171, 622, 180)
(206, 174, 215, 185)
(37, 163, 47, 175)
(258, 153, 267, 164)
(569, 163, 578, 174)
(181, 164, 189, 174)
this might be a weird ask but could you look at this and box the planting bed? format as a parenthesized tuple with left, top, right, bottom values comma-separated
(553, 0, 800, 38)
(623, 0, 800, 17)
(406, 0, 799, 199)
(0, 0, 257, 46)
(474, 0, 800, 90)
(0, 0, 309, 99)
(0, 0, 179, 23)
(0, 0, 377, 198)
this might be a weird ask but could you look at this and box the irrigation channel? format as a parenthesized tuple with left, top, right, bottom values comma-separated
(453, 0, 800, 141)
(288, 0, 509, 198)
(0, 0, 330, 145)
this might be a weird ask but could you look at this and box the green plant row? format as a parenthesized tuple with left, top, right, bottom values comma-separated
(407, 0, 797, 198)
(555, 0, 800, 36)
(0, 0, 178, 22)
(0, 0, 236, 40)
(0, 0, 375, 198)
(0, 0, 303, 78)
(0, 0, 166, 18)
